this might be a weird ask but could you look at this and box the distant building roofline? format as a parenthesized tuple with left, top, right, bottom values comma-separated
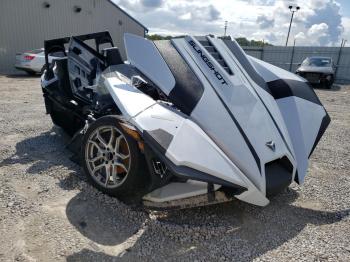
(107, 0, 148, 33)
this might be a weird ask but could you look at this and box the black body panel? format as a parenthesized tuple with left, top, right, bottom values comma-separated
(265, 157, 293, 196)
(154, 40, 204, 115)
(267, 79, 323, 106)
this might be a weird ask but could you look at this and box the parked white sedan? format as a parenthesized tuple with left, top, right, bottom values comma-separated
(15, 48, 64, 75)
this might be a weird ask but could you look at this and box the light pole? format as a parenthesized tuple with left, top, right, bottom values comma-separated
(285, 5, 300, 46)
(224, 21, 228, 37)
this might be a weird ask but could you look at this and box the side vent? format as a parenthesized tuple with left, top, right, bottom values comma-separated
(195, 37, 233, 75)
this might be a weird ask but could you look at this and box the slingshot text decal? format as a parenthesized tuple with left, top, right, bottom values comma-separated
(188, 40, 228, 85)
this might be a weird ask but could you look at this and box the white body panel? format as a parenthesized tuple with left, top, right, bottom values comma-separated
(100, 34, 329, 207)
(211, 39, 295, 160)
(104, 71, 269, 206)
(132, 103, 185, 135)
(250, 54, 329, 184)
(171, 37, 296, 194)
(166, 120, 247, 188)
(104, 76, 156, 119)
(143, 180, 220, 203)
(249, 56, 306, 82)
(276, 97, 327, 183)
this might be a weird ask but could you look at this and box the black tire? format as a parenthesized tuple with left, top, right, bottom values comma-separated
(326, 76, 334, 89)
(81, 116, 147, 199)
(49, 101, 83, 136)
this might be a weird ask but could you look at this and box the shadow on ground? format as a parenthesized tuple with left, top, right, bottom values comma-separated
(313, 84, 342, 91)
(5, 73, 40, 79)
(65, 190, 147, 247)
(0, 127, 79, 176)
(65, 187, 350, 261)
(1, 129, 349, 261)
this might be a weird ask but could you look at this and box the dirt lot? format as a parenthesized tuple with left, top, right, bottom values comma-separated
(0, 75, 349, 262)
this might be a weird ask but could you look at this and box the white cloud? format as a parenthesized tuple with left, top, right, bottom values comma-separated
(310, 0, 328, 8)
(341, 16, 350, 46)
(308, 23, 329, 37)
(295, 31, 307, 43)
(114, 0, 348, 46)
(241, 0, 276, 6)
(294, 23, 330, 46)
(179, 12, 191, 21)
(257, 14, 275, 29)
(305, 0, 343, 44)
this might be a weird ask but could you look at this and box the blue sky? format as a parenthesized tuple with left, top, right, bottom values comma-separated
(338, 0, 350, 16)
(114, 0, 350, 46)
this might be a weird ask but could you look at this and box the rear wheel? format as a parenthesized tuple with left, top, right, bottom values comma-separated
(81, 116, 147, 199)
(48, 100, 83, 136)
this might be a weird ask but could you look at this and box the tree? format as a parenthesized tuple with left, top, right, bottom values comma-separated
(235, 37, 272, 47)
(146, 34, 173, 41)
(146, 34, 186, 41)
(146, 34, 272, 47)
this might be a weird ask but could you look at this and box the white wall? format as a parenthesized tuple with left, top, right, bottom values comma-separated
(0, 0, 146, 73)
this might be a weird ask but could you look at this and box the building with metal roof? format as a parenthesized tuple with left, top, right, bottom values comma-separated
(0, 0, 148, 73)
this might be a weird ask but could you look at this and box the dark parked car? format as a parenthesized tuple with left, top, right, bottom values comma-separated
(296, 56, 334, 89)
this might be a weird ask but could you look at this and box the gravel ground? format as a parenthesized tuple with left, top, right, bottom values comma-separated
(0, 75, 349, 262)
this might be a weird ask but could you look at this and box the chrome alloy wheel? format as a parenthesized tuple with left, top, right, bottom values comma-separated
(85, 126, 131, 188)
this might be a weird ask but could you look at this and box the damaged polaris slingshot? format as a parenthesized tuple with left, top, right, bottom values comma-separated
(41, 32, 330, 209)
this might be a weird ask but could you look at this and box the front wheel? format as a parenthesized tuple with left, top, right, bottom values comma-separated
(81, 116, 147, 198)
(324, 75, 334, 89)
